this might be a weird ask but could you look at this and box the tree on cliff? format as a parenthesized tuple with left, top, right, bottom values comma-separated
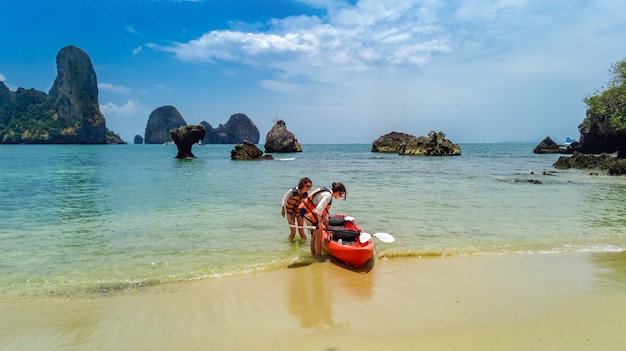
(584, 59, 626, 129)
(578, 58, 626, 157)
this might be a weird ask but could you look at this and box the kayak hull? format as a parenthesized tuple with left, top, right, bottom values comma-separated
(321, 214, 375, 268)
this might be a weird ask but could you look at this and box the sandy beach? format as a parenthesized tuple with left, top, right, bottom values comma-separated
(1, 252, 625, 351)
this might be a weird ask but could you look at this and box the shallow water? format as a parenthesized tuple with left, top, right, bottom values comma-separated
(1, 143, 625, 300)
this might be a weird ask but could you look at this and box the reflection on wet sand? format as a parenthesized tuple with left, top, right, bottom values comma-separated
(287, 259, 375, 328)
(590, 251, 626, 287)
(288, 262, 336, 328)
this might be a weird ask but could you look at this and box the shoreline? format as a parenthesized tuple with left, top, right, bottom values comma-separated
(2, 252, 625, 351)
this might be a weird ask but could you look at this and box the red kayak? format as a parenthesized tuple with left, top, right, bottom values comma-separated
(321, 214, 374, 268)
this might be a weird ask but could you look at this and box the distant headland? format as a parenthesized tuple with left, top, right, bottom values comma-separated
(533, 58, 626, 174)
(0, 46, 123, 144)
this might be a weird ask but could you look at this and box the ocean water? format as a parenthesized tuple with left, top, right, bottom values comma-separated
(1, 143, 626, 301)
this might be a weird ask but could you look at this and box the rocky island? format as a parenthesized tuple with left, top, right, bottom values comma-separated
(145, 106, 187, 144)
(231, 140, 273, 160)
(372, 131, 461, 156)
(264, 119, 302, 153)
(0, 46, 124, 144)
(533, 136, 562, 154)
(143, 110, 259, 145)
(200, 113, 259, 144)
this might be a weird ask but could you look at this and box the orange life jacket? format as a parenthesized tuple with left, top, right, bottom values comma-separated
(298, 187, 332, 225)
(284, 187, 306, 215)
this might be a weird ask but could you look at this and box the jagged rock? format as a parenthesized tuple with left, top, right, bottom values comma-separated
(533, 136, 562, 154)
(399, 131, 461, 156)
(105, 129, 124, 144)
(563, 141, 581, 153)
(49, 45, 107, 143)
(553, 151, 626, 174)
(171, 124, 205, 159)
(231, 140, 274, 160)
(200, 113, 259, 144)
(264, 119, 302, 152)
(372, 131, 460, 156)
(564, 108, 626, 158)
(371, 131, 415, 153)
(145, 106, 187, 144)
(514, 179, 543, 184)
(554, 152, 618, 172)
(134, 135, 144, 144)
(608, 159, 626, 175)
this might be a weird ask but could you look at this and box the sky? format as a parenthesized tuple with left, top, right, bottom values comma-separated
(1, 0, 626, 144)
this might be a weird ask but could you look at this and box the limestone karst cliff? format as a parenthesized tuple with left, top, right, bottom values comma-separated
(0, 45, 124, 144)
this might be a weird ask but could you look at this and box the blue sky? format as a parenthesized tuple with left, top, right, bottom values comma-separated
(1, 0, 625, 144)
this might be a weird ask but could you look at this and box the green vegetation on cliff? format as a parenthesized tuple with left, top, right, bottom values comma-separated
(0, 45, 125, 144)
(583, 58, 626, 130)
(0, 87, 62, 143)
(0, 91, 124, 144)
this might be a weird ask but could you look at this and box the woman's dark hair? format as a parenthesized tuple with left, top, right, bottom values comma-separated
(297, 177, 312, 189)
(332, 182, 347, 200)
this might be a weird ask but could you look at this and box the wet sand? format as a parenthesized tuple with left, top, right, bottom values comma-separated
(1, 252, 626, 351)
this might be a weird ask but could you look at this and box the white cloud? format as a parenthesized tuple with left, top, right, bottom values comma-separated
(100, 100, 144, 119)
(126, 25, 139, 35)
(146, 0, 624, 83)
(132, 45, 143, 55)
(259, 80, 302, 93)
(148, 0, 452, 74)
(98, 83, 132, 94)
(0, 73, 5, 82)
(100, 100, 152, 142)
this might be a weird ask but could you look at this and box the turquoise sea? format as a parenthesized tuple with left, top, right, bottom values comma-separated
(2, 143, 626, 301)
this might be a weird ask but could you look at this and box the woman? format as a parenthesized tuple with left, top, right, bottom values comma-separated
(299, 182, 347, 257)
(281, 177, 312, 240)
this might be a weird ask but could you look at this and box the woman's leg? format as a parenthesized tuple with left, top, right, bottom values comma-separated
(310, 233, 316, 255)
(297, 216, 307, 240)
(304, 218, 315, 254)
(314, 229, 322, 256)
(287, 213, 296, 240)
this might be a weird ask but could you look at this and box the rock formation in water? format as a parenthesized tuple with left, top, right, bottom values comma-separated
(0, 45, 124, 144)
(554, 152, 626, 175)
(563, 109, 626, 157)
(144, 105, 187, 144)
(171, 124, 205, 159)
(231, 140, 274, 160)
(49, 46, 106, 143)
(200, 113, 259, 144)
(264, 119, 302, 152)
(533, 136, 562, 154)
(371, 131, 415, 153)
(372, 131, 461, 156)
(561, 58, 626, 158)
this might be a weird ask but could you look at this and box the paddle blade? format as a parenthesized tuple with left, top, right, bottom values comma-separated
(359, 232, 372, 243)
(373, 232, 395, 243)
